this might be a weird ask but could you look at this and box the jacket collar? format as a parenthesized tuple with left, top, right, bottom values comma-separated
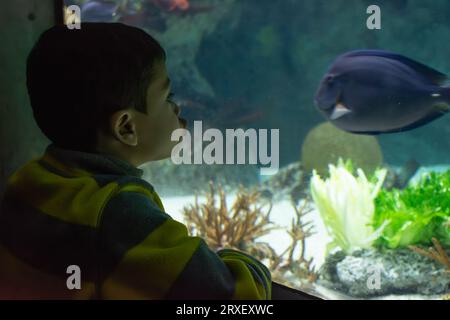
(44, 144, 144, 178)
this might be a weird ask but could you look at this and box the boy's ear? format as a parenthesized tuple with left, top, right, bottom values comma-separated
(110, 110, 138, 146)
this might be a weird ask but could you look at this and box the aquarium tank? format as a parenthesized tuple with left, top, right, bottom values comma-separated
(56, 0, 449, 299)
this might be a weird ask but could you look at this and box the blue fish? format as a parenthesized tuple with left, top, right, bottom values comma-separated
(314, 49, 450, 134)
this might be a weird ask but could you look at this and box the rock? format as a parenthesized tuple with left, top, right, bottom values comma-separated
(259, 162, 307, 202)
(142, 159, 259, 196)
(318, 248, 450, 297)
(152, 0, 239, 99)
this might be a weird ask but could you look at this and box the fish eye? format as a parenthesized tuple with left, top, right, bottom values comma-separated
(325, 75, 334, 84)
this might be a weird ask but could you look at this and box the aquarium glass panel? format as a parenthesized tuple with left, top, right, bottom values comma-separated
(63, 0, 450, 299)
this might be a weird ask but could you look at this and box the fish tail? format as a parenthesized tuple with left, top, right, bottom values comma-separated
(444, 85, 450, 103)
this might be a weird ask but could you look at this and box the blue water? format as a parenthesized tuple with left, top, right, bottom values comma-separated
(65, 0, 450, 168)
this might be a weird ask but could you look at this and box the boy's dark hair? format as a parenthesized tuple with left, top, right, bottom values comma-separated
(26, 23, 166, 152)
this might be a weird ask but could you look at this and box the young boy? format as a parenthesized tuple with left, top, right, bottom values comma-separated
(0, 23, 271, 299)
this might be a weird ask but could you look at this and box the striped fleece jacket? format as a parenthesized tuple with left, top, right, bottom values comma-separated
(0, 144, 271, 299)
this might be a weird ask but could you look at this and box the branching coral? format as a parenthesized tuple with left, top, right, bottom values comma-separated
(183, 182, 277, 250)
(409, 238, 450, 274)
(267, 198, 319, 285)
(183, 183, 318, 286)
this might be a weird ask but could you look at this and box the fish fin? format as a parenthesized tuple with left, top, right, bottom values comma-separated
(441, 85, 450, 104)
(330, 103, 352, 120)
(343, 49, 448, 85)
(347, 108, 447, 135)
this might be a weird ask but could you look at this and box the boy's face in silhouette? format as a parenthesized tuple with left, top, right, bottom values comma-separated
(97, 59, 186, 166)
(136, 60, 186, 162)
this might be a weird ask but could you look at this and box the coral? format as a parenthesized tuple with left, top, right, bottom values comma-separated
(182, 183, 318, 287)
(182, 182, 277, 250)
(267, 199, 319, 287)
(310, 159, 388, 254)
(301, 122, 383, 177)
(409, 238, 450, 274)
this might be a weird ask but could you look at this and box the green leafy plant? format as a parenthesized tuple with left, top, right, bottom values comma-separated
(310, 159, 388, 254)
(373, 170, 450, 249)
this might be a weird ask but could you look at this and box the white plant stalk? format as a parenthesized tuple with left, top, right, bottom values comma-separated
(310, 160, 388, 253)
